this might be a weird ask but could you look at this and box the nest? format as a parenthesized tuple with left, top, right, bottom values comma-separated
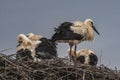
(0, 53, 120, 80)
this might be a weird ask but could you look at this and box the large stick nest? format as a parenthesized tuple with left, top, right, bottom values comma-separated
(0, 53, 120, 80)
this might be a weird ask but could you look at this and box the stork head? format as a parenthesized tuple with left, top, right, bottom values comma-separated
(26, 33, 43, 41)
(87, 49, 95, 55)
(26, 33, 34, 38)
(85, 19, 100, 35)
(17, 34, 32, 46)
(17, 34, 24, 44)
(17, 34, 28, 43)
(78, 49, 95, 55)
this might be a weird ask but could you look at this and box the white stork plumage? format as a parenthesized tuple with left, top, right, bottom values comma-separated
(51, 18, 100, 64)
(67, 49, 98, 66)
(26, 33, 57, 59)
(16, 34, 37, 61)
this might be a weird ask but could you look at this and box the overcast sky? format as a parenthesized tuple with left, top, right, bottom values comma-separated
(0, 0, 120, 69)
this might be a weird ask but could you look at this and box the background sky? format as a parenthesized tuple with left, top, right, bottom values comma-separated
(0, 0, 120, 69)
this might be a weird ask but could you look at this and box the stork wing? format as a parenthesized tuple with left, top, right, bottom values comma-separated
(35, 38, 57, 59)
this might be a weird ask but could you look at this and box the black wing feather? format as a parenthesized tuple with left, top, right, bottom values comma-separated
(89, 54, 98, 65)
(51, 22, 83, 42)
(35, 38, 57, 59)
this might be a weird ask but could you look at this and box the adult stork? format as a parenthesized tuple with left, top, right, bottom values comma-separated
(26, 33, 57, 59)
(68, 49, 98, 66)
(51, 18, 100, 64)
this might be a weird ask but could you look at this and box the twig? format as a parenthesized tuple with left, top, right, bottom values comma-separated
(0, 54, 16, 67)
(82, 70, 85, 80)
(115, 66, 118, 74)
(0, 48, 13, 52)
(99, 50, 103, 65)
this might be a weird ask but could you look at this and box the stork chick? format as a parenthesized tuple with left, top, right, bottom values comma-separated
(68, 49, 98, 66)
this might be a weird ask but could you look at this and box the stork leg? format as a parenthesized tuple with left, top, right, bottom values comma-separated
(74, 44, 77, 65)
(69, 44, 73, 62)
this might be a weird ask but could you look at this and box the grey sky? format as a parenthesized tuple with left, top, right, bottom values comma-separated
(0, 0, 120, 69)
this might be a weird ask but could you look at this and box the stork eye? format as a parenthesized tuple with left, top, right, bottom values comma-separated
(18, 41, 22, 43)
(26, 35, 29, 37)
(90, 52, 94, 54)
(91, 22, 94, 25)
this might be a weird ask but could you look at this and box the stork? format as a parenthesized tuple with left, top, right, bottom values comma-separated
(26, 33, 57, 59)
(67, 49, 98, 66)
(51, 18, 100, 64)
(16, 34, 37, 61)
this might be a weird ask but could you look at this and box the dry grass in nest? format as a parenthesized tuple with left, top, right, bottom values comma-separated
(0, 53, 120, 80)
